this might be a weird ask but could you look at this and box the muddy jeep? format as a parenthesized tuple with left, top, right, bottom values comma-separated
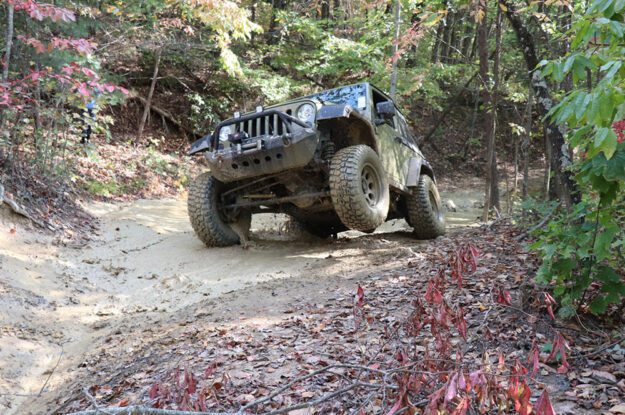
(187, 82, 445, 247)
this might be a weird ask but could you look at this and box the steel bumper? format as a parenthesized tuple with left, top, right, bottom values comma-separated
(205, 128, 319, 182)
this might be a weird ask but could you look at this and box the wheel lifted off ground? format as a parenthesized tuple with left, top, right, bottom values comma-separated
(329, 145, 390, 232)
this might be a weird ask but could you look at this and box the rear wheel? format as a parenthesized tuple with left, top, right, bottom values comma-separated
(329, 145, 389, 232)
(406, 175, 446, 239)
(187, 173, 251, 247)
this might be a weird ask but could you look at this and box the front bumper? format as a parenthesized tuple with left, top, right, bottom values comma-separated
(205, 110, 319, 183)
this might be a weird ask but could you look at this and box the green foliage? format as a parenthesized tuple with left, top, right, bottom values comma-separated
(85, 179, 120, 197)
(188, 92, 229, 133)
(535, 0, 625, 316)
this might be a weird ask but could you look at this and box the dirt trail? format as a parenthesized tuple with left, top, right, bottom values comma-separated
(0, 179, 484, 414)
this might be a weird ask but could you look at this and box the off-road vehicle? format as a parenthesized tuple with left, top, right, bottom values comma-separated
(187, 82, 445, 246)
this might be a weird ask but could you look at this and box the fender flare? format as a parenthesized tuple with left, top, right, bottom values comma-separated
(188, 134, 211, 156)
(316, 104, 379, 154)
(406, 157, 436, 187)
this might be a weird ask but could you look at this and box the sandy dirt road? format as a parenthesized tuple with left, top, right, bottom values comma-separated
(0, 179, 483, 414)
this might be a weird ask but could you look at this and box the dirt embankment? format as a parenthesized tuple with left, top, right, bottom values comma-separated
(0, 179, 483, 414)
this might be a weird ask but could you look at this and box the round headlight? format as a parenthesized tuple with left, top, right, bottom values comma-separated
(219, 125, 232, 142)
(297, 103, 315, 125)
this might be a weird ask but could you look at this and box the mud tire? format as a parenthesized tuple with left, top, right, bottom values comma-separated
(329, 145, 389, 232)
(187, 172, 248, 247)
(406, 175, 446, 239)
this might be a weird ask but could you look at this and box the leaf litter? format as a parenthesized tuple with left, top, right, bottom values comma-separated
(39, 221, 625, 414)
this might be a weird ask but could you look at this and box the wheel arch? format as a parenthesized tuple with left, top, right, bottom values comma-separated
(317, 106, 379, 154)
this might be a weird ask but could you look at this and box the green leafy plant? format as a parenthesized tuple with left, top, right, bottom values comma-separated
(533, 0, 625, 316)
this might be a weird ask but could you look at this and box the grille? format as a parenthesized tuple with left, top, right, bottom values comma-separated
(234, 112, 292, 137)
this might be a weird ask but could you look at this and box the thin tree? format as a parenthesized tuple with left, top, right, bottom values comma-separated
(137, 49, 162, 139)
(477, 0, 496, 221)
(2, 3, 14, 82)
(389, 0, 401, 99)
(489, 4, 502, 213)
(522, 86, 533, 201)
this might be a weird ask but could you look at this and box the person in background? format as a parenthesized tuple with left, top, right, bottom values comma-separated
(81, 99, 96, 144)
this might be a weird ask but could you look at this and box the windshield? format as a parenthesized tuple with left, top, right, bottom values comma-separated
(306, 83, 367, 109)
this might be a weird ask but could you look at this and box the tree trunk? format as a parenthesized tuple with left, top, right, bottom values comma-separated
(559, 6, 572, 92)
(522, 86, 533, 200)
(319, 0, 330, 19)
(440, 10, 453, 63)
(431, 19, 444, 63)
(499, 0, 579, 209)
(469, 21, 479, 61)
(3, 4, 14, 82)
(477, 0, 495, 221)
(543, 127, 552, 200)
(251, 3, 256, 41)
(268, 0, 287, 44)
(138, 50, 161, 139)
(460, 14, 473, 62)
(448, 11, 459, 63)
(389, 0, 401, 99)
(333, 0, 341, 20)
(33, 62, 42, 140)
(489, 6, 502, 212)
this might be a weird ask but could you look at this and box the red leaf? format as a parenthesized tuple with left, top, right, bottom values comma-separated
(528, 341, 540, 378)
(458, 370, 468, 392)
(204, 362, 216, 379)
(426, 385, 446, 413)
(117, 397, 129, 407)
(542, 292, 556, 320)
(548, 332, 570, 373)
(455, 307, 467, 339)
(81, 67, 97, 78)
(148, 383, 159, 399)
(534, 390, 556, 415)
(452, 396, 470, 415)
(385, 398, 402, 415)
(425, 280, 444, 304)
(77, 83, 90, 97)
(184, 368, 196, 394)
(445, 373, 458, 403)
(496, 287, 512, 306)
(355, 284, 364, 307)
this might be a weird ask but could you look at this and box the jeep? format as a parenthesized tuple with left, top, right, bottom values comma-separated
(187, 82, 445, 246)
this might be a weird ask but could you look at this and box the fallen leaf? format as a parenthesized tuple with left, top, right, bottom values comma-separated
(610, 403, 625, 414)
(592, 370, 617, 384)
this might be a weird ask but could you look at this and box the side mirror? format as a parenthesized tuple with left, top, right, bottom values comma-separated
(376, 101, 396, 119)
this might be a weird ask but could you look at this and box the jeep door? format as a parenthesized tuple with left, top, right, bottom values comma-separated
(372, 92, 414, 191)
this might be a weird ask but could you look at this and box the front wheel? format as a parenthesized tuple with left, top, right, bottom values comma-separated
(405, 175, 446, 239)
(329, 145, 389, 232)
(187, 173, 251, 247)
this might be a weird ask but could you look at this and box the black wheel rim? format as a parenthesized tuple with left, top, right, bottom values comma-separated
(361, 163, 382, 208)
